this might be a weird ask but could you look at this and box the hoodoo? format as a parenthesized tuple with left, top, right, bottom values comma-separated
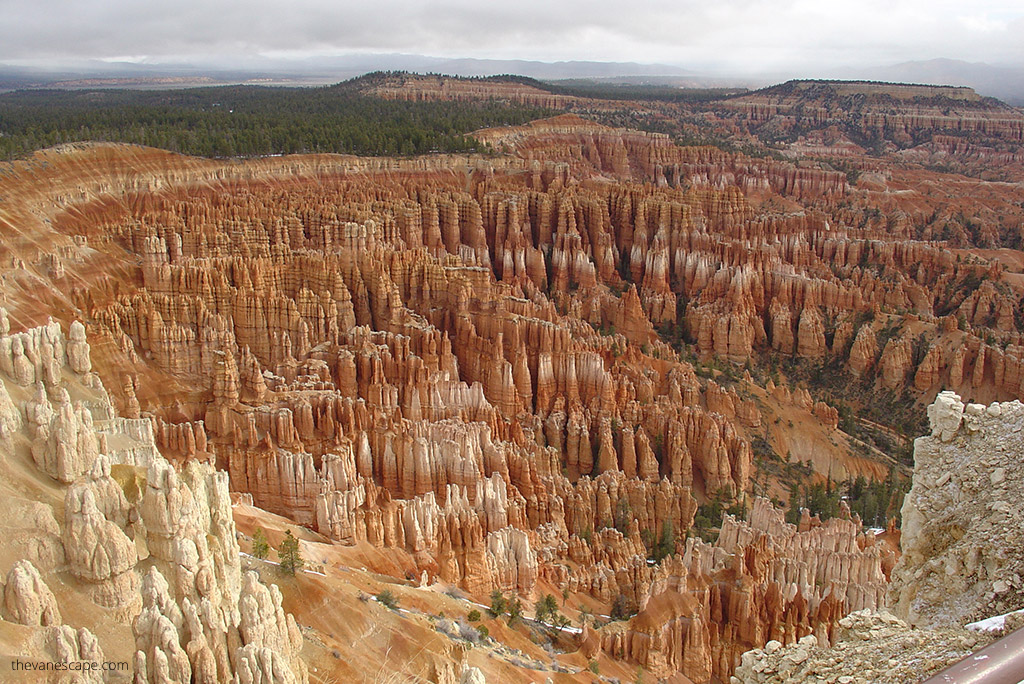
(1, 71, 1024, 681)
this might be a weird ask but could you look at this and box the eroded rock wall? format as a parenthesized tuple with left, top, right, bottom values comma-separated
(0, 320, 308, 683)
(890, 390, 1024, 628)
(593, 497, 888, 682)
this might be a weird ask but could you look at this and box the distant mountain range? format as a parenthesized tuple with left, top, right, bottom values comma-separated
(0, 55, 711, 91)
(1, 55, 1022, 106)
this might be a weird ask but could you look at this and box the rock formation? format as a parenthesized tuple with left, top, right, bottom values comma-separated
(591, 497, 887, 682)
(732, 610, 994, 684)
(737, 391, 1024, 681)
(0, 320, 308, 683)
(2, 560, 61, 627)
(1, 91, 1023, 682)
(890, 391, 1024, 628)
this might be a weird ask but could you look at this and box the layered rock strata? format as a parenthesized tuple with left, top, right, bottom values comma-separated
(2, 113, 1024, 681)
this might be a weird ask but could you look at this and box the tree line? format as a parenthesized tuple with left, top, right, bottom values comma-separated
(0, 80, 557, 160)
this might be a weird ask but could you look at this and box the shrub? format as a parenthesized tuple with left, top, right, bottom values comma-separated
(588, 659, 600, 674)
(457, 619, 483, 645)
(534, 593, 558, 623)
(444, 587, 467, 601)
(476, 625, 489, 639)
(467, 609, 481, 622)
(552, 612, 571, 632)
(376, 589, 398, 610)
(507, 598, 523, 625)
(437, 617, 456, 636)
(610, 594, 634, 621)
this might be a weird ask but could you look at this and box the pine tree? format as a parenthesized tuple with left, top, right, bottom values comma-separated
(507, 598, 523, 625)
(534, 593, 558, 623)
(488, 590, 507, 618)
(251, 527, 269, 560)
(277, 530, 304, 576)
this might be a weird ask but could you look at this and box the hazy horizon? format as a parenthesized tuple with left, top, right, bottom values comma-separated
(2, 0, 1022, 77)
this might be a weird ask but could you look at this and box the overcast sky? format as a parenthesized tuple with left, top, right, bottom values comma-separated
(2, 0, 1022, 74)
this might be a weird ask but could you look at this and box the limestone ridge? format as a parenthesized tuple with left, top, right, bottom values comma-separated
(890, 390, 1024, 628)
(0, 315, 308, 683)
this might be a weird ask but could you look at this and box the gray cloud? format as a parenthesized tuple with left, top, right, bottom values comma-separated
(1, 0, 1021, 73)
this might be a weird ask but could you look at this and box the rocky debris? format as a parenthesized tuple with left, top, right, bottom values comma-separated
(731, 610, 994, 684)
(891, 391, 1024, 628)
(2, 559, 61, 626)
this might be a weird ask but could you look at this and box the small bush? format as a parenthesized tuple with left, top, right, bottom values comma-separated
(457, 619, 482, 645)
(476, 625, 489, 639)
(588, 659, 600, 674)
(534, 593, 559, 623)
(376, 589, 398, 610)
(610, 593, 634, 621)
(444, 587, 467, 601)
(467, 609, 481, 622)
(437, 617, 456, 636)
(507, 598, 523, 625)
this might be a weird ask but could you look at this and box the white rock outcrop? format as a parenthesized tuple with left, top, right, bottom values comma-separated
(732, 610, 992, 684)
(49, 625, 106, 683)
(2, 311, 309, 683)
(2, 559, 61, 626)
(66, 320, 92, 374)
(0, 373, 20, 446)
(30, 387, 100, 483)
(63, 484, 139, 609)
(891, 391, 1024, 628)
